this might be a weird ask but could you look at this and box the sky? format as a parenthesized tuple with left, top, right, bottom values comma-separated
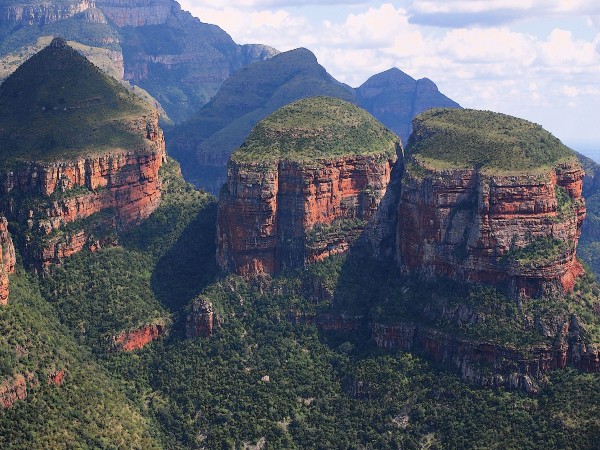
(178, 0, 600, 158)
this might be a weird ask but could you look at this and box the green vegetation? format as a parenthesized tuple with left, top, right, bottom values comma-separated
(409, 108, 576, 172)
(0, 265, 162, 449)
(232, 97, 399, 165)
(504, 236, 571, 268)
(0, 38, 154, 163)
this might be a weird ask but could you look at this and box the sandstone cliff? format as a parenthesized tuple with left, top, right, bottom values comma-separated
(111, 322, 166, 351)
(372, 317, 599, 393)
(96, 0, 171, 27)
(0, 217, 16, 305)
(0, 38, 165, 269)
(398, 109, 586, 297)
(217, 97, 400, 276)
(0, 0, 92, 26)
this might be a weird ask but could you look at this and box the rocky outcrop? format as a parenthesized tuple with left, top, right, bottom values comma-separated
(398, 160, 586, 297)
(397, 110, 586, 297)
(0, 217, 16, 305)
(0, 0, 92, 25)
(111, 323, 166, 351)
(186, 297, 214, 338)
(96, 0, 171, 27)
(217, 98, 400, 277)
(218, 154, 397, 276)
(0, 373, 32, 409)
(372, 315, 599, 393)
(47, 369, 66, 386)
(1, 123, 165, 269)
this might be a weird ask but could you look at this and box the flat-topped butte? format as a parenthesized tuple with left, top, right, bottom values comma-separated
(0, 37, 155, 164)
(231, 96, 399, 165)
(409, 108, 576, 173)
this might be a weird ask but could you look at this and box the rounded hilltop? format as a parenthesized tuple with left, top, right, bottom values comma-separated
(409, 108, 576, 172)
(0, 37, 156, 163)
(231, 96, 400, 164)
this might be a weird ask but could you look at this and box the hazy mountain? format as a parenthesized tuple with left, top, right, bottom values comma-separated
(0, 0, 278, 124)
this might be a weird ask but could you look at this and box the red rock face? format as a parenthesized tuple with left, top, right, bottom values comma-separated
(186, 297, 214, 338)
(217, 153, 397, 276)
(0, 373, 31, 409)
(0, 113, 165, 270)
(0, 217, 16, 305)
(397, 160, 586, 296)
(47, 370, 66, 386)
(112, 323, 165, 352)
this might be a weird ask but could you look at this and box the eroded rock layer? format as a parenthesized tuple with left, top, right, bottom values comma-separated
(1, 126, 165, 269)
(372, 317, 599, 393)
(217, 97, 400, 276)
(398, 110, 586, 297)
(0, 217, 16, 305)
(218, 155, 396, 276)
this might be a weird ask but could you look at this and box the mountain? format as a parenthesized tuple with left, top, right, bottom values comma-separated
(356, 68, 461, 145)
(168, 49, 460, 194)
(168, 48, 357, 192)
(0, 0, 278, 123)
(217, 97, 400, 276)
(399, 108, 585, 297)
(1, 66, 599, 445)
(0, 37, 166, 279)
(219, 105, 600, 392)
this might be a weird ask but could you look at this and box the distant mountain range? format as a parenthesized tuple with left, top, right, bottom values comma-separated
(0, 0, 278, 123)
(0, 1, 461, 193)
(168, 48, 460, 192)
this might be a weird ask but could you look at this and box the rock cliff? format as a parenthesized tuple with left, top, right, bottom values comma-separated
(372, 314, 599, 393)
(217, 97, 400, 276)
(0, 38, 165, 269)
(398, 109, 586, 297)
(186, 296, 214, 338)
(0, 0, 92, 26)
(96, 0, 171, 27)
(111, 322, 166, 351)
(0, 217, 16, 305)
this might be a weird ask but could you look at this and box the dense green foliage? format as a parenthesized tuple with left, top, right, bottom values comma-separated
(503, 236, 571, 268)
(233, 97, 399, 164)
(0, 38, 153, 162)
(0, 266, 163, 449)
(409, 108, 575, 172)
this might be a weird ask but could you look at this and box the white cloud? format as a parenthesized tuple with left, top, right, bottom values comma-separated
(177, 0, 600, 146)
(406, 0, 600, 27)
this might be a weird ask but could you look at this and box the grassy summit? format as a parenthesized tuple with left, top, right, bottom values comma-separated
(231, 96, 399, 164)
(409, 108, 575, 172)
(0, 37, 154, 163)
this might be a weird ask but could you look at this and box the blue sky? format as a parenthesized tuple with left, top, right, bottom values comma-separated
(179, 0, 600, 158)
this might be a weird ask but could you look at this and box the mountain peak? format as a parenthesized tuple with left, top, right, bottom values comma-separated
(0, 38, 155, 162)
(49, 36, 68, 49)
